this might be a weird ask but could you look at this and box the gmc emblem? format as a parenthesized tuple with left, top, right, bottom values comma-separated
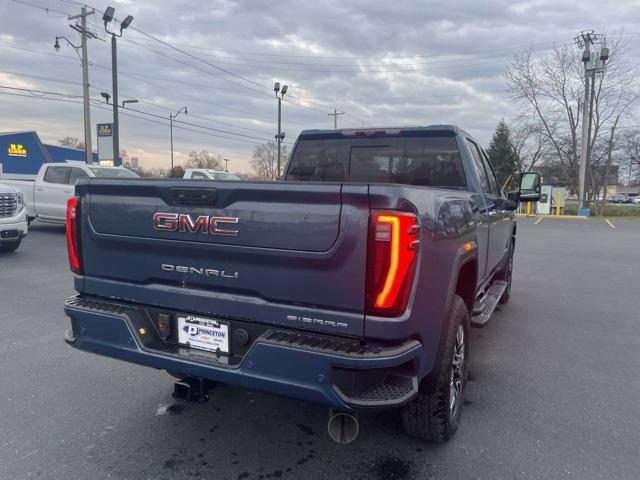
(153, 212, 239, 237)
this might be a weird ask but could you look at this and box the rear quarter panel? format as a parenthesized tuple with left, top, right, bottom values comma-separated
(366, 184, 484, 372)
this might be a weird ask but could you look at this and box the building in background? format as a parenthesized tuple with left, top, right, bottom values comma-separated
(0, 131, 117, 180)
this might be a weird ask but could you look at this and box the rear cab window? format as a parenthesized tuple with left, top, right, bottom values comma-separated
(68, 167, 90, 184)
(286, 132, 466, 189)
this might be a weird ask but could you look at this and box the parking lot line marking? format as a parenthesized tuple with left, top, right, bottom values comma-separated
(534, 216, 544, 225)
(604, 219, 616, 229)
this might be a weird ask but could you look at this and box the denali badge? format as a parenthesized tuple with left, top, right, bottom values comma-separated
(153, 212, 239, 237)
(162, 264, 239, 279)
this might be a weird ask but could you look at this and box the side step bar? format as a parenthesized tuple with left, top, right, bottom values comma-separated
(470, 280, 508, 328)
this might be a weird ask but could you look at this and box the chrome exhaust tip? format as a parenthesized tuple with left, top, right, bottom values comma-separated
(327, 410, 359, 444)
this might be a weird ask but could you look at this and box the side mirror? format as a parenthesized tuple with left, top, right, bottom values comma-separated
(519, 172, 541, 202)
(507, 191, 520, 203)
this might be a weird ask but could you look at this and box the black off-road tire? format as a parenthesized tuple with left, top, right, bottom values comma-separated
(496, 242, 514, 304)
(400, 295, 469, 443)
(0, 239, 21, 253)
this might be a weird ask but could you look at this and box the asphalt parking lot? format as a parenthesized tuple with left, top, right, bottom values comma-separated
(1, 217, 639, 480)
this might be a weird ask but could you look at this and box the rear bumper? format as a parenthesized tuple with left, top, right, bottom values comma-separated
(64, 295, 426, 412)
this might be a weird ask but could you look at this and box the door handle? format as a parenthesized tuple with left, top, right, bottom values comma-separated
(63, 190, 72, 194)
(36, 187, 44, 191)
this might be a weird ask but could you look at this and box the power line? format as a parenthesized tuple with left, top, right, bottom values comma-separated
(60, 2, 274, 95)
(0, 43, 302, 124)
(119, 36, 271, 99)
(11, 0, 71, 17)
(0, 89, 276, 146)
(0, 84, 82, 98)
(125, 37, 562, 61)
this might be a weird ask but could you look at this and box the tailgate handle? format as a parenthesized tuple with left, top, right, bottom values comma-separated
(171, 188, 217, 207)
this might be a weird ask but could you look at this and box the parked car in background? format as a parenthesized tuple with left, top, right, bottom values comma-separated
(610, 194, 627, 204)
(0, 183, 28, 252)
(183, 169, 241, 181)
(2, 162, 138, 224)
(632, 196, 640, 205)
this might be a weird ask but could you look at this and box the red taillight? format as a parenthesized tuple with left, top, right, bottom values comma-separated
(66, 196, 82, 274)
(366, 210, 419, 317)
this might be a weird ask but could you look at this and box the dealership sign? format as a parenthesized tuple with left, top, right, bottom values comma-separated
(7, 143, 27, 157)
(97, 122, 114, 164)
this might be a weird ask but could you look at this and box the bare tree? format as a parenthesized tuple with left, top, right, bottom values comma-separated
(511, 119, 551, 172)
(250, 141, 287, 180)
(505, 44, 583, 193)
(618, 129, 640, 186)
(505, 33, 638, 206)
(186, 150, 222, 169)
(169, 165, 185, 178)
(58, 136, 85, 150)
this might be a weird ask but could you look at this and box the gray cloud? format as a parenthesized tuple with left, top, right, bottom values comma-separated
(0, 0, 638, 172)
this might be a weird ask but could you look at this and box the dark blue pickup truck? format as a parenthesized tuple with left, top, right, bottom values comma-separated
(64, 125, 540, 443)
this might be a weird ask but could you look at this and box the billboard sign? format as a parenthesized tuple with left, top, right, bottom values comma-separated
(97, 123, 114, 165)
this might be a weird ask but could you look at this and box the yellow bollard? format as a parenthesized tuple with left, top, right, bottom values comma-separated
(526, 201, 532, 216)
(555, 190, 561, 216)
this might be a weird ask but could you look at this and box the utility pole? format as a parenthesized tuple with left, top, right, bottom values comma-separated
(274, 82, 288, 178)
(169, 106, 187, 171)
(575, 31, 608, 213)
(56, 7, 97, 164)
(328, 108, 344, 129)
(578, 33, 592, 212)
(223, 158, 230, 172)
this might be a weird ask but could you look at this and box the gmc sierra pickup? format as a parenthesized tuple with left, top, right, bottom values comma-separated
(63, 125, 540, 443)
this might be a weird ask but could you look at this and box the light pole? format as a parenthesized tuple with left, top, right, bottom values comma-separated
(274, 82, 288, 177)
(170, 106, 188, 172)
(100, 93, 138, 109)
(223, 158, 231, 172)
(103, 7, 133, 166)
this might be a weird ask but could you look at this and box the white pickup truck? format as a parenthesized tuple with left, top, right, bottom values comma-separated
(183, 169, 241, 181)
(0, 183, 28, 252)
(3, 162, 138, 224)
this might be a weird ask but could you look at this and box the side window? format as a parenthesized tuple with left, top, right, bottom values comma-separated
(68, 167, 90, 185)
(43, 166, 70, 184)
(480, 149, 500, 196)
(191, 172, 208, 179)
(466, 140, 490, 194)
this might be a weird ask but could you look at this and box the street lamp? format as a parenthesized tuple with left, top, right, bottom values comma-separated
(170, 106, 188, 171)
(103, 6, 134, 166)
(274, 81, 288, 177)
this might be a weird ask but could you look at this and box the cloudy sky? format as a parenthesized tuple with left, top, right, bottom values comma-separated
(1, 0, 639, 173)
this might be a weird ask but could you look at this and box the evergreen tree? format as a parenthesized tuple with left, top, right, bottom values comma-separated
(487, 120, 519, 189)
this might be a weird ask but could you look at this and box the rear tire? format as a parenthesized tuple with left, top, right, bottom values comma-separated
(0, 239, 21, 253)
(400, 295, 469, 443)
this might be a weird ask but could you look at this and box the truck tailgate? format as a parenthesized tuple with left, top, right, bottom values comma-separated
(76, 180, 370, 337)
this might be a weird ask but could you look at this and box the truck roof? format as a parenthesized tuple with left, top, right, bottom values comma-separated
(298, 125, 471, 139)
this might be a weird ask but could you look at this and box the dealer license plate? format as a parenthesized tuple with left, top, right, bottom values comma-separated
(177, 315, 229, 354)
